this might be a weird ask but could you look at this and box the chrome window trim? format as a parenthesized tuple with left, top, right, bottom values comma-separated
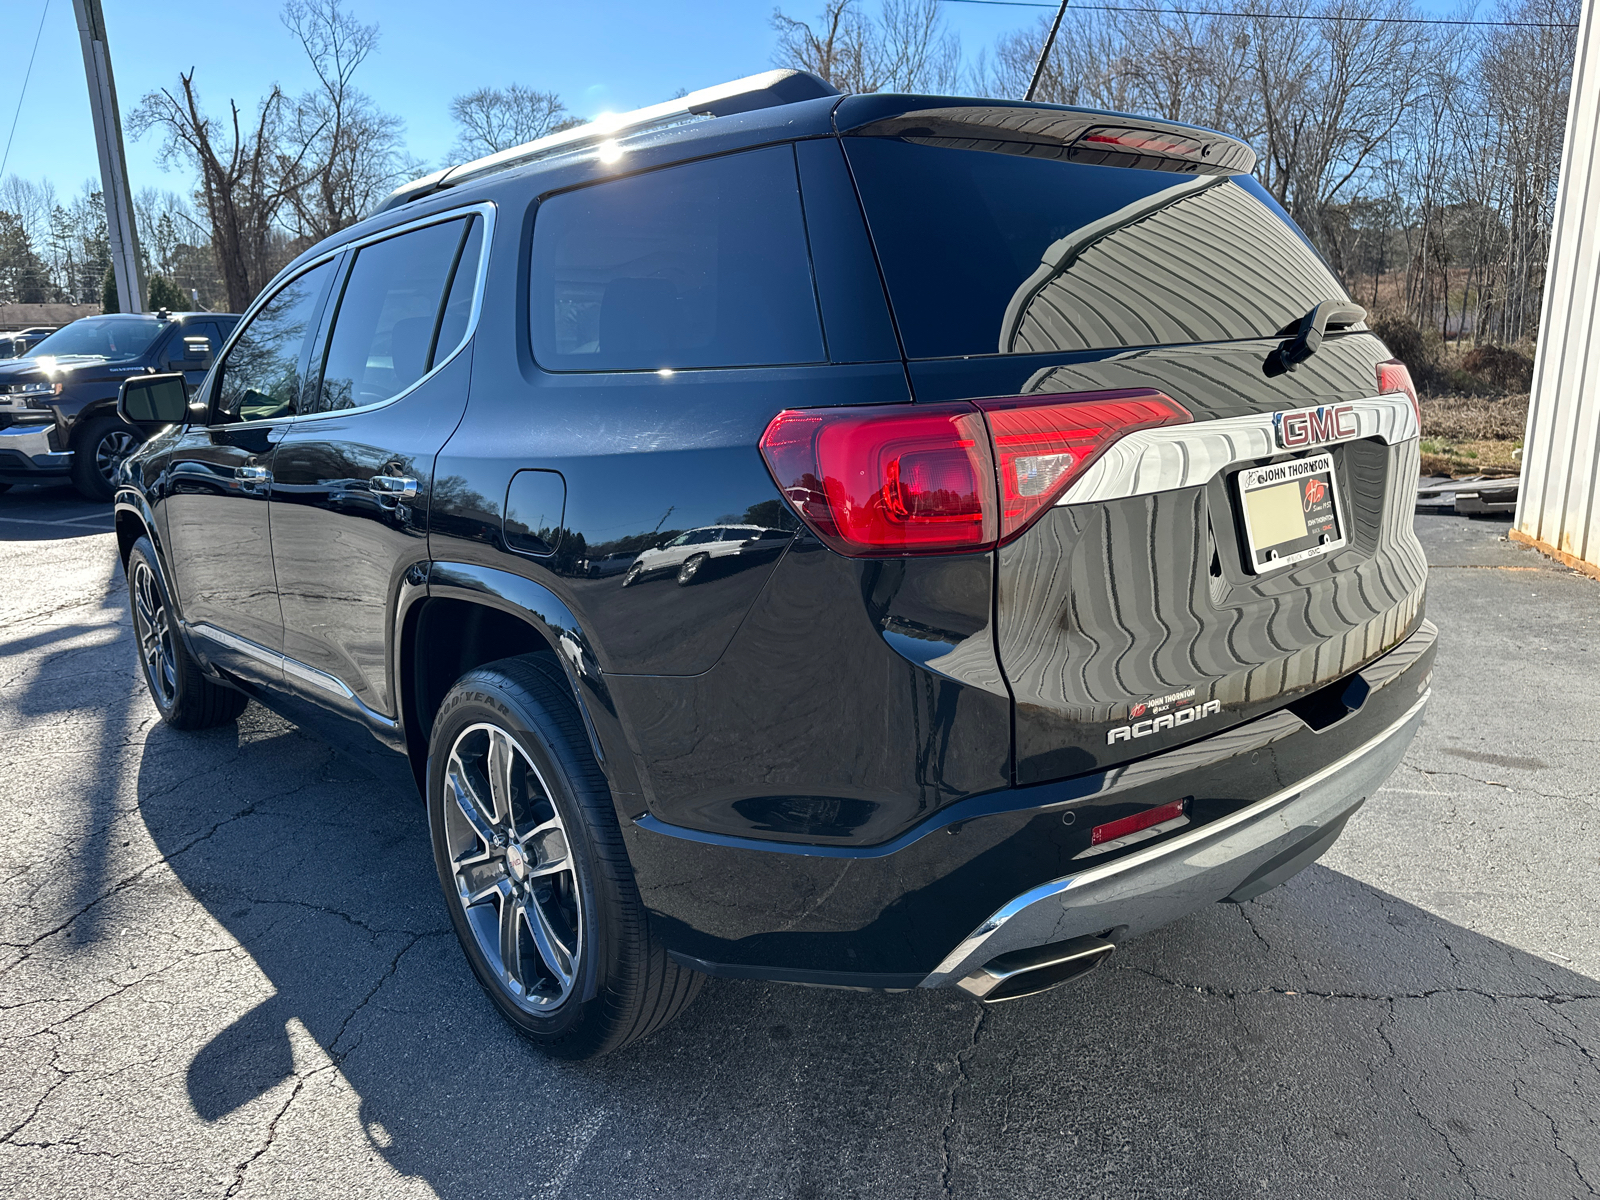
(207, 200, 496, 431)
(1057, 393, 1419, 506)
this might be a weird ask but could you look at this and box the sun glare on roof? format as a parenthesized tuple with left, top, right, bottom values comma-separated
(598, 140, 623, 163)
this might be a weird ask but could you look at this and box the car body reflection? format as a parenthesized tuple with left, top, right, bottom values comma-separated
(621, 524, 792, 587)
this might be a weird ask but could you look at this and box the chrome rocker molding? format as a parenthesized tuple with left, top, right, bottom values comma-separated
(186, 621, 399, 734)
(1060, 393, 1419, 506)
(921, 688, 1431, 991)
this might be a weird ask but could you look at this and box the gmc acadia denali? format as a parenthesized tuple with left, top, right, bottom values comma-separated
(112, 71, 1434, 1058)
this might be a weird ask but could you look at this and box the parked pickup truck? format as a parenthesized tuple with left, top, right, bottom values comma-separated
(0, 311, 238, 499)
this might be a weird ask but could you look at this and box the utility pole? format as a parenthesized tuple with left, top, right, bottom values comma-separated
(72, 0, 145, 314)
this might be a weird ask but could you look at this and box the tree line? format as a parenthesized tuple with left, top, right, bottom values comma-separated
(0, 0, 1581, 352)
(776, 0, 1580, 350)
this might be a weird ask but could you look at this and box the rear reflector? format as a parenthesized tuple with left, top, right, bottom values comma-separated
(1090, 798, 1189, 847)
(1376, 359, 1420, 427)
(759, 389, 1189, 556)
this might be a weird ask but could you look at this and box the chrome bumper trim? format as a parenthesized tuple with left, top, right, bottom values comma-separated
(920, 689, 1430, 989)
(0, 421, 66, 465)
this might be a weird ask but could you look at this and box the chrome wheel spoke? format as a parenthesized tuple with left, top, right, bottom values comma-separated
(447, 752, 498, 841)
(499, 892, 529, 990)
(486, 728, 515, 827)
(454, 849, 507, 905)
(525, 889, 576, 991)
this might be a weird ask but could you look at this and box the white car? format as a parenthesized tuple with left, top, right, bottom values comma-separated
(622, 524, 789, 586)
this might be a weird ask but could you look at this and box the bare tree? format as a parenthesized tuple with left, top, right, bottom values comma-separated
(281, 0, 415, 242)
(772, 0, 959, 93)
(448, 86, 581, 160)
(129, 72, 310, 312)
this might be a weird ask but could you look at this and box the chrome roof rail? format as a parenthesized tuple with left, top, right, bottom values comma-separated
(376, 69, 839, 213)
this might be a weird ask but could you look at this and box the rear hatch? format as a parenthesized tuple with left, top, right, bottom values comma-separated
(838, 97, 1428, 783)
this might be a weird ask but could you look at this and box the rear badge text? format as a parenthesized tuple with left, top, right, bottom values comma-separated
(1273, 404, 1357, 449)
(1108, 699, 1223, 744)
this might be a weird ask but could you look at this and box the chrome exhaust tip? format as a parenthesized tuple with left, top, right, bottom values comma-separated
(955, 935, 1116, 1003)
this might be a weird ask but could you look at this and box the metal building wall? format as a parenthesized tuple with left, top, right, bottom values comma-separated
(1513, 0, 1600, 575)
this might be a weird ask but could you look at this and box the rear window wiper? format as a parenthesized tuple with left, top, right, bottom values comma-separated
(1265, 300, 1366, 377)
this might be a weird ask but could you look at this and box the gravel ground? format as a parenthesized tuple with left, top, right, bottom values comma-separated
(1, 486, 1596, 1200)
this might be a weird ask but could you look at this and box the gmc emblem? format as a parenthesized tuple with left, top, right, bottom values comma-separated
(1273, 404, 1358, 449)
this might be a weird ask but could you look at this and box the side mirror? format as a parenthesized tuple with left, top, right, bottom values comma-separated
(118, 373, 190, 432)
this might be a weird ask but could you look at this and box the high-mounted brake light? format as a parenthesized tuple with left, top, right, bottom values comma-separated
(759, 389, 1190, 557)
(1376, 359, 1420, 429)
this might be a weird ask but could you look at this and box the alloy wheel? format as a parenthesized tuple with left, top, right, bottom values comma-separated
(96, 428, 138, 485)
(130, 560, 177, 707)
(444, 722, 583, 1012)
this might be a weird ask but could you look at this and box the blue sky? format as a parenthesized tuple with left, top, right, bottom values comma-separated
(1, 0, 1031, 203)
(4, 0, 1467, 205)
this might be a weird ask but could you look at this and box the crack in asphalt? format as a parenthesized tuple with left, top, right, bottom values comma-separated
(1375, 1001, 1483, 1198)
(1119, 964, 1599, 1005)
(1398, 762, 1595, 802)
(1512, 1076, 1599, 1197)
(938, 1005, 986, 1197)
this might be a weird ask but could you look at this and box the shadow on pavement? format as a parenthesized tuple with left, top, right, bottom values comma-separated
(128, 712, 1600, 1199)
(0, 484, 115, 541)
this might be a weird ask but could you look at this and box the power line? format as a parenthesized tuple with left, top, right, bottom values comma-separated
(1, 0, 53, 182)
(939, 0, 1578, 29)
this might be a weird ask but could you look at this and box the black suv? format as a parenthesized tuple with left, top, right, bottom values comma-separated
(0, 311, 237, 499)
(113, 70, 1434, 1058)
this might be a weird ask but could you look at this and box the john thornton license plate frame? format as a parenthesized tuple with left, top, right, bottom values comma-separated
(1237, 451, 1346, 573)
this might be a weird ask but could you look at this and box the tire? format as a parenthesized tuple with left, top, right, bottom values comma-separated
(126, 537, 249, 729)
(427, 655, 701, 1059)
(72, 414, 140, 502)
(676, 553, 708, 586)
(620, 562, 642, 587)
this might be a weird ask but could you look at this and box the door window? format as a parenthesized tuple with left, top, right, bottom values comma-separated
(215, 260, 337, 423)
(312, 216, 478, 414)
(529, 145, 824, 371)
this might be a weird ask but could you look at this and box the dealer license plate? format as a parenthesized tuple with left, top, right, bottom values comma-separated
(1237, 452, 1345, 573)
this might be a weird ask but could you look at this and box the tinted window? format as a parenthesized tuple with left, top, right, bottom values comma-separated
(216, 260, 336, 422)
(844, 139, 1349, 359)
(530, 145, 824, 371)
(433, 218, 484, 362)
(313, 218, 473, 413)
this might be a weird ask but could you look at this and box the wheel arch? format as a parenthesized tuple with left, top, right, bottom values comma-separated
(402, 562, 642, 807)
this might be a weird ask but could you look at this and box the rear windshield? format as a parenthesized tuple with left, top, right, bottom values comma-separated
(843, 138, 1348, 359)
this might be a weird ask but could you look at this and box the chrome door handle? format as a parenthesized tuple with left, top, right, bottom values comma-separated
(235, 465, 271, 482)
(370, 475, 418, 500)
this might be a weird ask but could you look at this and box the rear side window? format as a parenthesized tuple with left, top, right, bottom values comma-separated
(313, 216, 480, 413)
(530, 145, 824, 371)
(844, 138, 1349, 359)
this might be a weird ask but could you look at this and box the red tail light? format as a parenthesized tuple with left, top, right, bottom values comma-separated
(759, 389, 1189, 556)
(1376, 359, 1420, 427)
(976, 391, 1192, 541)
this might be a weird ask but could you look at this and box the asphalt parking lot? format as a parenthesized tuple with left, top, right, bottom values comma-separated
(1, 482, 1596, 1199)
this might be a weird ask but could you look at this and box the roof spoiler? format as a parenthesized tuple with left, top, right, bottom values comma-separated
(376, 69, 841, 213)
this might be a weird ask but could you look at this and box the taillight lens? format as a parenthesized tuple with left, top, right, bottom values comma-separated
(759, 404, 997, 555)
(976, 390, 1191, 541)
(1376, 359, 1419, 427)
(759, 389, 1189, 556)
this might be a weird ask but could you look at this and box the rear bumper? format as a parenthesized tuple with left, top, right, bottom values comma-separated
(920, 688, 1427, 989)
(632, 619, 1436, 985)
